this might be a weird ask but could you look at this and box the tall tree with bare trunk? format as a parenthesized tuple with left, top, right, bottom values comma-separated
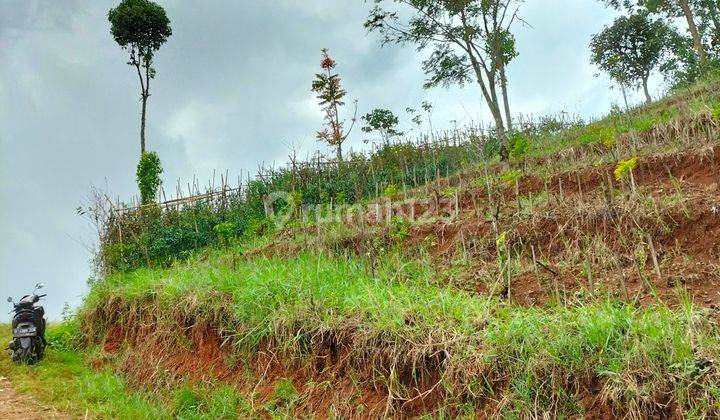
(311, 49, 357, 162)
(365, 0, 524, 160)
(109, 0, 172, 155)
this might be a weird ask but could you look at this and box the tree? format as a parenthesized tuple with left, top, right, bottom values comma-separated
(362, 108, 403, 143)
(109, 0, 172, 155)
(590, 13, 670, 103)
(365, 0, 524, 159)
(601, 0, 709, 71)
(311, 49, 357, 162)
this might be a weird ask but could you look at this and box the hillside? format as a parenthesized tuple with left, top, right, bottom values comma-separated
(9, 80, 720, 418)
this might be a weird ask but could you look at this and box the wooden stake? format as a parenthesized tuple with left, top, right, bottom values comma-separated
(646, 233, 662, 280)
(585, 252, 594, 292)
(454, 191, 460, 218)
(531, 244, 538, 273)
(558, 177, 564, 201)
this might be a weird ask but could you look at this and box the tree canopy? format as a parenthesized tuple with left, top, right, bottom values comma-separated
(108, 0, 172, 60)
(362, 108, 403, 143)
(590, 13, 670, 103)
(365, 0, 524, 157)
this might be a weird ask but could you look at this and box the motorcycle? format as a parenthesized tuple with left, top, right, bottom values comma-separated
(7, 283, 47, 364)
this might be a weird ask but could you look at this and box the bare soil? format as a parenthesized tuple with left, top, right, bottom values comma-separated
(0, 376, 68, 420)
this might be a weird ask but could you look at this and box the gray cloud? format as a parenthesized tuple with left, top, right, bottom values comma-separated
(0, 0, 658, 320)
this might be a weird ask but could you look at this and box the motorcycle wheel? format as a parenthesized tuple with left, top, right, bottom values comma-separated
(12, 340, 41, 365)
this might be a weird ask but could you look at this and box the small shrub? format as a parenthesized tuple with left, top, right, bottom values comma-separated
(47, 318, 80, 352)
(441, 186, 458, 199)
(499, 170, 522, 187)
(173, 386, 200, 414)
(136, 151, 163, 205)
(213, 221, 235, 247)
(614, 157, 637, 181)
(578, 125, 615, 148)
(334, 191, 347, 205)
(384, 184, 399, 199)
(508, 132, 531, 159)
(245, 217, 272, 238)
(390, 217, 410, 242)
(272, 378, 298, 407)
(479, 135, 501, 159)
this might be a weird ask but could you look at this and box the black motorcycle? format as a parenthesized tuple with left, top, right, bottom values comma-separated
(7, 283, 47, 364)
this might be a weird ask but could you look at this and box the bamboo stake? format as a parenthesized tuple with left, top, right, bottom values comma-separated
(646, 233, 662, 280)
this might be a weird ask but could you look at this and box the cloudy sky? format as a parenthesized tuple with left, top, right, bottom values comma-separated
(0, 1, 664, 321)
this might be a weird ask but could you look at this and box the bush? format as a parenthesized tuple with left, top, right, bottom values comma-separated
(614, 156, 638, 181)
(213, 221, 236, 247)
(384, 184, 399, 199)
(508, 131, 530, 159)
(136, 152, 163, 205)
(389, 217, 410, 242)
(577, 125, 616, 148)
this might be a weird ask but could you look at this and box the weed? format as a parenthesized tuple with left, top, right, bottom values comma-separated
(384, 183, 399, 199)
(614, 156, 637, 181)
(389, 217, 410, 242)
(213, 221, 236, 248)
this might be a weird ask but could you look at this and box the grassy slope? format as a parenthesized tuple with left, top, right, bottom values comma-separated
(4, 80, 720, 418)
(76, 251, 720, 417)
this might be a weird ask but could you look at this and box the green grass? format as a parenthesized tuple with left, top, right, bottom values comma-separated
(74, 250, 720, 417)
(0, 326, 171, 418)
(0, 326, 269, 419)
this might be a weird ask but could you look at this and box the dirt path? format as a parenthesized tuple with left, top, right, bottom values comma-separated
(0, 376, 69, 419)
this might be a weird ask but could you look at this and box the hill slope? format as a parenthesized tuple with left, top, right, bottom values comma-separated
(9, 80, 720, 418)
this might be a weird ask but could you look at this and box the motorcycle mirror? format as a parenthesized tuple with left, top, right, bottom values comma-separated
(35, 283, 44, 290)
(6, 297, 12, 303)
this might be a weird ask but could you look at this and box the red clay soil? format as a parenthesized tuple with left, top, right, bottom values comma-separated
(253, 145, 720, 311)
(98, 325, 426, 418)
(97, 322, 640, 419)
(398, 146, 720, 309)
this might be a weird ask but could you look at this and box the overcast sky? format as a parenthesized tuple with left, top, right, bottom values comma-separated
(0, 1, 664, 321)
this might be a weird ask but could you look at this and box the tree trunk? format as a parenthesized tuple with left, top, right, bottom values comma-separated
(620, 84, 629, 112)
(499, 63, 512, 131)
(465, 44, 508, 160)
(140, 93, 148, 155)
(336, 142, 343, 162)
(642, 76, 651, 104)
(679, 0, 708, 70)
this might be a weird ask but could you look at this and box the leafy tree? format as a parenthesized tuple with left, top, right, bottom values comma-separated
(661, 30, 705, 87)
(590, 13, 670, 103)
(136, 151, 163, 204)
(601, 0, 712, 72)
(365, 0, 524, 160)
(108, 0, 172, 155)
(362, 108, 403, 143)
(311, 49, 357, 162)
